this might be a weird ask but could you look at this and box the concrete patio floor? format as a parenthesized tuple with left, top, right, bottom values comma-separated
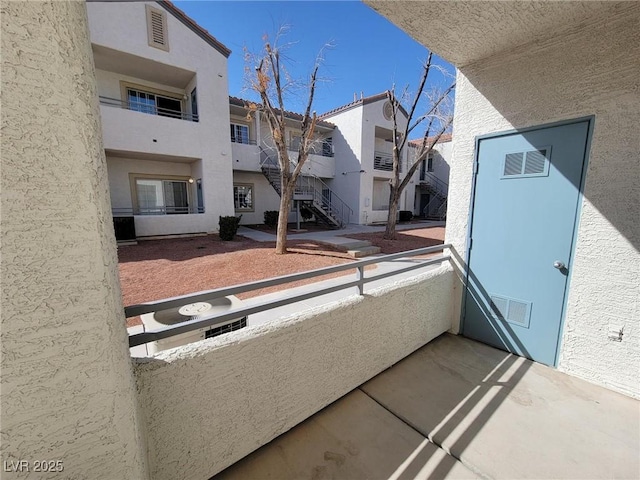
(213, 334, 640, 480)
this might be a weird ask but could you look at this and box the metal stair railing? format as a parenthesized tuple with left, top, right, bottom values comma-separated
(259, 147, 353, 227)
(419, 171, 448, 200)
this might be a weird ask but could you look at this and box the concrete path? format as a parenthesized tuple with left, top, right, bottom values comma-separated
(213, 334, 640, 479)
(238, 220, 445, 245)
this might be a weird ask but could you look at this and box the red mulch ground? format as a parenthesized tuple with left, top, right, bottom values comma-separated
(342, 226, 445, 254)
(118, 227, 445, 327)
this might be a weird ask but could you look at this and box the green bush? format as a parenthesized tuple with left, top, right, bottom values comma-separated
(219, 215, 242, 241)
(264, 210, 279, 228)
(399, 210, 413, 222)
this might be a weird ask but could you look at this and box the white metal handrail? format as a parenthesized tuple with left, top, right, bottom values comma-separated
(127, 243, 450, 347)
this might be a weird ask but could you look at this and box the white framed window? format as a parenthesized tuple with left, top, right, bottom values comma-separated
(146, 5, 169, 51)
(233, 184, 254, 211)
(124, 84, 183, 119)
(131, 176, 192, 215)
(230, 123, 250, 144)
(427, 154, 434, 172)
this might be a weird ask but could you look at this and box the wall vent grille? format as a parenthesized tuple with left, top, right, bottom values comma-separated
(490, 294, 532, 328)
(502, 147, 550, 179)
(146, 5, 169, 51)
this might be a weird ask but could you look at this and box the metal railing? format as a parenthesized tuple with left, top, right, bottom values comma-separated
(259, 148, 353, 227)
(99, 96, 199, 122)
(128, 243, 451, 348)
(112, 206, 204, 216)
(231, 138, 258, 145)
(419, 171, 448, 198)
(374, 151, 403, 172)
(297, 175, 352, 226)
(287, 142, 334, 158)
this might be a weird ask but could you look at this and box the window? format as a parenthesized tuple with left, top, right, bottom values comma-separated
(427, 155, 434, 172)
(126, 87, 183, 119)
(130, 174, 196, 215)
(233, 184, 253, 211)
(134, 178, 190, 215)
(290, 131, 302, 151)
(190, 88, 199, 122)
(230, 123, 250, 144)
(322, 137, 333, 157)
(146, 5, 169, 51)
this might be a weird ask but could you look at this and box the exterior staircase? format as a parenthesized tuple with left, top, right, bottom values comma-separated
(420, 171, 448, 221)
(260, 148, 353, 228)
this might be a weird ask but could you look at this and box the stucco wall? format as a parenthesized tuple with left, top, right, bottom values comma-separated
(232, 171, 283, 225)
(1, 2, 147, 478)
(323, 106, 364, 222)
(446, 6, 640, 397)
(134, 265, 454, 480)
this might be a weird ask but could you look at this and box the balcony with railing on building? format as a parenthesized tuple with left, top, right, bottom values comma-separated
(373, 151, 404, 172)
(99, 95, 199, 122)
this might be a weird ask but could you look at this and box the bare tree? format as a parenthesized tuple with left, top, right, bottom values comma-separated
(384, 53, 455, 239)
(245, 31, 325, 254)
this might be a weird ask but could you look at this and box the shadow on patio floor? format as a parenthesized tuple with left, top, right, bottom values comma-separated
(213, 334, 640, 479)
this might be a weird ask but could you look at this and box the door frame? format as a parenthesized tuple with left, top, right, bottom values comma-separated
(460, 116, 595, 366)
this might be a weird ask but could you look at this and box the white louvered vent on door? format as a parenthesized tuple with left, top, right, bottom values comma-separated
(502, 147, 550, 179)
(490, 294, 532, 328)
(146, 5, 169, 51)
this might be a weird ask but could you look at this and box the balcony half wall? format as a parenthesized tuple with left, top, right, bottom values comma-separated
(133, 264, 454, 480)
(100, 104, 204, 159)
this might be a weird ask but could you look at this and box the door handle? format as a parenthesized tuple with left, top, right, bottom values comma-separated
(553, 261, 566, 270)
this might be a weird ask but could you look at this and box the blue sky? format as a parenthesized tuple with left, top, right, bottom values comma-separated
(175, 1, 455, 117)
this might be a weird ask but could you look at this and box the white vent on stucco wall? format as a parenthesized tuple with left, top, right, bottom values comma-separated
(146, 5, 169, 51)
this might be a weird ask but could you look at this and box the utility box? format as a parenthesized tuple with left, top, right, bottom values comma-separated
(140, 295, 246, 354)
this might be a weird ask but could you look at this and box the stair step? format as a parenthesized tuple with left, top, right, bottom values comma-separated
(347, 246, 382, 258)
(323, 239, 373, 252)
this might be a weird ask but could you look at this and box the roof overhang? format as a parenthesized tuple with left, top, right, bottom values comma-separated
(364, 1, 622, 67)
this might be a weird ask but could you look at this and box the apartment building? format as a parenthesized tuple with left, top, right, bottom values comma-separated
(87, 2, 450, 238)
(87, 1, 235, 238)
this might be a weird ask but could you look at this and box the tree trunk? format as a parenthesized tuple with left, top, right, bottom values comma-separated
(275, 182, 292, 254)
(384, 187, 400, 240)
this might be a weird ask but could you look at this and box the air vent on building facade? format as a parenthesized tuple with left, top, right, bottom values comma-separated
(383, 101, 393, 121)
(146, 5, 169, 51)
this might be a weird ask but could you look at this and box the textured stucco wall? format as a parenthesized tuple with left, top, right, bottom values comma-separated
(1, 2, 148, 478)
(445, 6, 640, 397)
(135, 265, 454, 480)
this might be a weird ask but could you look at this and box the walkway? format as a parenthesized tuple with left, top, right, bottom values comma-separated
(213, 334, 640, 479)
(238, 220, 445, 248)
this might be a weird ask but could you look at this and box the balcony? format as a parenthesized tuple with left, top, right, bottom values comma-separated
(230, 138, 260, 172)
(231, 138, 336, 177)
(100, 96, 198, 122)
(374, 150, 403, 172)
(99, 98, 202, 158)
(126, 247, 640, 480)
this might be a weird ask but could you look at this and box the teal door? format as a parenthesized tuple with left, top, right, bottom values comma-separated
(463, 120, 590, 366)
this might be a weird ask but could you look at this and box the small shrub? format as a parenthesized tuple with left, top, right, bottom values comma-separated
(219, 215, 242, 241)
(399, 210, 413, 222)
(264, 210, 279, 228)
